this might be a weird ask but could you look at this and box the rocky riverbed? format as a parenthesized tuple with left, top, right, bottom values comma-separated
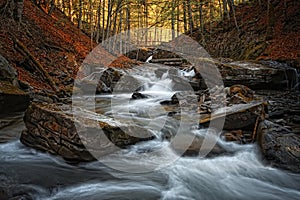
(1, 51, 298, 172)
(1, 51, 300, 199)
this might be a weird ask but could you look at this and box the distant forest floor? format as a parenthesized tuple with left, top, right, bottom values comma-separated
(0, 0, 135, 93)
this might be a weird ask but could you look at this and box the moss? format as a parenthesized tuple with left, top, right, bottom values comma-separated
(0, 81, 27, 95)
(244, 42, 267, 60)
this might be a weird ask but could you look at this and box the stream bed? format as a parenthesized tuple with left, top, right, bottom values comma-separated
(1, 64, 300, 200)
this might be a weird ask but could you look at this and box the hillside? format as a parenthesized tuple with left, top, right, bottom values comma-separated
(0, 0, 133, 96)
(192, 0, 300, 68)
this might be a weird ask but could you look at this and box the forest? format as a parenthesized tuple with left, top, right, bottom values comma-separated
(0, 0, 299, 199)
(40, 0, 269, 42)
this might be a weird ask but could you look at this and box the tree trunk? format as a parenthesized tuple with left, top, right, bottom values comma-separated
(96, 0, 101, 43)
(176, 0, 180, 35)
(105, 0, 112, 40)
(198, 0, 204, 32)
(218, 0, 223, 21)
(68, 0, 73, 21)
(125, 0, 130, 53)
(144, 0, 149, 43)
(187, 0, 194, 34)
(228, 0, 239, 31)
(102, 0, 105, 41)
(171, 0, 176, 40)
(223, 0, 230, 21)
(118, 2, 123, 52)
(89, 0, 94, 46)
(183, 0, 188, 33)
(78, 0, 83, 29)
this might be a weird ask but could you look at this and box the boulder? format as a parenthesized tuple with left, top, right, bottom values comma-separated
(170, 134, 227, 157)
(200, 101, 265, 130)
(0, 81, 30, 115)
(257, 120, 300, 173)
(125, 48, 150, 62)
(0, 55, 17, 84)
(77, 68, 122, 94)
(131, 92, 148, 100)
(20, 103, 155, 162)
(219, 61, 298, 90)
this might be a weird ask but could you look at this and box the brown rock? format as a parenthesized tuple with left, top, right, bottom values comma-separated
(257, 120, 300, 173)
(0, 81, 30, 115)
(223, 130, 243, 142)
(20, 103, 155, 162)
(170, 134, 227, 157)
(200, 101, 266, 130)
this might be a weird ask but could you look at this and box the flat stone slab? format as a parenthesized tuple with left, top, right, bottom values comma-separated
(218, 61, 297, 90)
(20, 102, 155, 162)
(200, 101, 265, 130)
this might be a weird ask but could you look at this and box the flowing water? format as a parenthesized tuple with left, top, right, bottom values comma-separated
(1, 64, 300, 199)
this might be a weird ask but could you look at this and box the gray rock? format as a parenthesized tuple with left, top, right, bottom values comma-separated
(219, 60, 298, 90)
(0, 55, 17, 84)
(171, 134, 227, 157)
(257, 120, 300, 173)
(77, 68, 123, 94)
(131, 92, 148, 100)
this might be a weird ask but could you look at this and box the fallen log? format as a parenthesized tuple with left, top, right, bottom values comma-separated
(12, 36, 59, 92)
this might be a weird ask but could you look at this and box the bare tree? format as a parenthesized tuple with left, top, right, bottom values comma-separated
(183, 0, 188, 32)
(187, 0, 194, 33)
(78, 0, 83, 29)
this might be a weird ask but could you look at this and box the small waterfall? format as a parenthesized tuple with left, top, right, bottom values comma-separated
(260, 60, 300, 91)
(2, 62, 300, 200)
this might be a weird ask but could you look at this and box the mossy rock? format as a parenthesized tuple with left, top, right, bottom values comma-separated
(0, 81, 30, 115)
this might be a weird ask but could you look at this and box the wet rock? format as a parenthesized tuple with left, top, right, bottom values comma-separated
(257, 120, 300, 173)
(256, 90, 300, 135)
(131, 92, 148, 100)
(0, 187, 9, 200)
(20, 103, 155, 162)
(200, 101, 266, 130)
(154, 68, 168, 79)
(0, 81, 30, 115)
(292, 115, 300, 124)
(97, 68, 122, 93)
(223, 130, 244, 142)
(112, 75, 142, 93)
(228, 84, 254, 104)
(153, 49, 181, 60)
(218, 61, 298, 90)
(0, 55, 18, 84)
(9, 194, 33, 200)
(160, 92, 197, 109)
(78, 68, 123, 94)
(171, 134, 227, 157)
(125, 48, 150, 62)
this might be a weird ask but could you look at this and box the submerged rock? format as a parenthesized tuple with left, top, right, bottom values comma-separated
(20, 103, 155, 162)
(131, 92, 148, 100)
(0, 81, 30, 115)
(257, 120, 300, 173)
(170, 134, 227, 157)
